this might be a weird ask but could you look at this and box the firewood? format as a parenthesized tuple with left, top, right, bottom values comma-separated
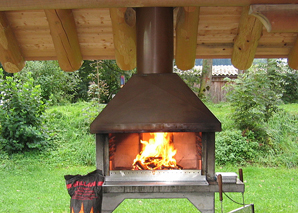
(134, 160, 147, 170)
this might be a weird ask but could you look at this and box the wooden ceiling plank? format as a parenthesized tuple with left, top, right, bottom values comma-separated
(0, 12, 25, 73)
(250, 4, 298, 32)
(1, 0, 298, 11)
(109, 7, 136, 71)
(175, 7, 200, 70)
(231, 6, 263, 70)
(45, 9, 83, 71)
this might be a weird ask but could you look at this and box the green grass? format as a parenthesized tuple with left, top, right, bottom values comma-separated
(1, 161, 297, 212)
(279, 103, 298, 115)
(0, 162, 95, 213)
(215, 166, 298, 212)
(0, 102, 297, 212)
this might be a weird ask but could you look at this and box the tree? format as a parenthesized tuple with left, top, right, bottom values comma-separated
(225, 59, 284, 141)
(280, 64, 298, 103)
(198, 59, 212, 99)
(87, 60, 135, 103)
(18, 61, 81, 105)
(87, 60, 109, 103)
(174, 67, 201, 96)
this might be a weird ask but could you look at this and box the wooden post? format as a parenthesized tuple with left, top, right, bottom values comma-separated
(110, 8, 136, 71)
(231, 6, 263, 70)
(175, 7, 200, 71)
(249, 4, 298, 32)
(0, 12, 25, 73)
(45, 9, 83, 71)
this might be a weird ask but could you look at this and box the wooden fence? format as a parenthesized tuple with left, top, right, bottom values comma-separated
(206, 75, 237, 103)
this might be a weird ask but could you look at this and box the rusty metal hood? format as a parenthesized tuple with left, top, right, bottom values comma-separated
(90, 73, 221, 133)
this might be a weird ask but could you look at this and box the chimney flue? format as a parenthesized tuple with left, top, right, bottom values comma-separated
(136, 7, 173, 74)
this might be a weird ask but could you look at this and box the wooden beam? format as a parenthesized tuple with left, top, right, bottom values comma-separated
(288, 37, 298, 69)
(231, 6, 263, 70)
(0, 12, 25, 73)
(175, 7, 200, 70)
(45, 9, 82, 71)
(109, 8, 136, 71)
(250, 4, 298, 32)
(1, 0, 298, 11)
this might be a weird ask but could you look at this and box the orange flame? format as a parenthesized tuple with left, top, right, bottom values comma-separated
(133, 132, 179, 170)
(71, 203, 94, 213)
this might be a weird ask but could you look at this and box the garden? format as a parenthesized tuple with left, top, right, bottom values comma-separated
(0, 59, 297, 212)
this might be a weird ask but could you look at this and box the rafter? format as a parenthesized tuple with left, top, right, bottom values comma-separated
(250, 4, 298, 32)
(0, 0, 298, 11)
(175, 7, 200, 70)
(45, 9, 82, 71)
(0, 12, 25, 73)
(288, 38, 298, 69)
(109, 7, 136, 71)
(231, 6, 263, 70)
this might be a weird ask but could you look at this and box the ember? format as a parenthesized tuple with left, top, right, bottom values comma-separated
(132, 132, 182, 170)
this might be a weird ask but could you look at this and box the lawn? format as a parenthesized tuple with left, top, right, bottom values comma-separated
(0, 102, 297, 212)
(1, 160, 297, 212)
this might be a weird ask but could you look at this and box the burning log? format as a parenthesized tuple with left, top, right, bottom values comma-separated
(134, 160, 147, 170)
(132, 133, 184, 170)
(133, 159, 183, 170)
(144, 156, 163, 163)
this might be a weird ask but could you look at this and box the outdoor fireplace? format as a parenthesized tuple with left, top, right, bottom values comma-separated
(90, 7, 244, 213)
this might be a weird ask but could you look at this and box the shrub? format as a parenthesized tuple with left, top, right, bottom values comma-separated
(225, 60, 284, 144)
(87, 81, 109, 103)
(0, 70, 48, 153)
(215, 130, 259, 165)
(18, 61, 81, 105)
(174, 67, 201, 96)
(282, 69, 298, 103)
(87, 60, 135, 103)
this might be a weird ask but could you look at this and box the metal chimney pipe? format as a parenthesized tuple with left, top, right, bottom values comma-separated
(136, 7, 173, 74)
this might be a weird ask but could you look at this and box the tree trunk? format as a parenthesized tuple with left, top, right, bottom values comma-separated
(199, 59, 212, 99)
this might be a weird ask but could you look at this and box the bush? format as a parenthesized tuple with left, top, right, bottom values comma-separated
(257, 109, 298, 168)
(225, 60, 284, 144)
(282, 69, 298, 103)
(215, 130, 259, 165)
(18, 61, 81, 105)
(0, 70, 48, 153)
(87, 60, 135, 103)
(174, 67, 201, 96)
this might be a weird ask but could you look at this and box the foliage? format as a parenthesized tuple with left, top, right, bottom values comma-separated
(0, 69, 48, 153)
(18, 61, 82, 105)
(174, 67, 201, 96)
(281, 68, 298, 103)
(87, 81, 109, 103)
(215, 130, 259, 165)
(42, 102, 106, 167)
(225, 59, 284, 138)
(1, 103, 298, 213)
(87, 61, 110, 103)
(258, 109, 298, 168)
(74, 60, 95, 101)
(87, 60, 135, 103)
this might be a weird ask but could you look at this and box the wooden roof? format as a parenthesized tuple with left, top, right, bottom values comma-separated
(1, 0, 298, 73)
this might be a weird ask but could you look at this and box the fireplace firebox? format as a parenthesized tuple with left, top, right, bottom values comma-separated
(90, 7, 244, 213)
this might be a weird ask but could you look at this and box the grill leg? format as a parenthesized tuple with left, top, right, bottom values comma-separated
(187, 192, 215, 213)
(101, 192, 215, 213)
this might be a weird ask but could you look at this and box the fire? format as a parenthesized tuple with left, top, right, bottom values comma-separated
(71, 203, 94, 213)
(132, 132, 181, 170)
